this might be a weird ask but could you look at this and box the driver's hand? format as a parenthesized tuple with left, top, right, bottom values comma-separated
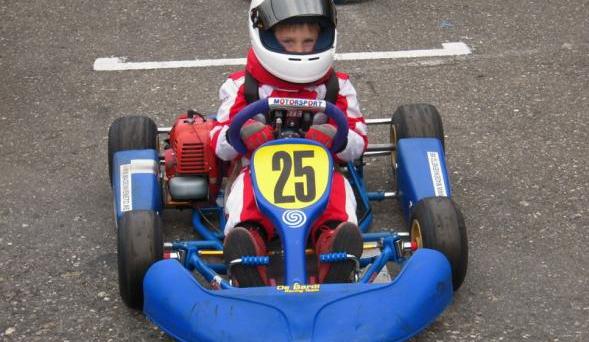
(240, 119, 273, 152)
(305, 124, 336, 149)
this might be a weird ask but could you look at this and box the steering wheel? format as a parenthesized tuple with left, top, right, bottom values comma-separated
(227, 98, 349, 155)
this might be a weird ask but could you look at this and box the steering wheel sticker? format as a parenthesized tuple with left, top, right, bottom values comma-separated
(282, 210, 307, 228)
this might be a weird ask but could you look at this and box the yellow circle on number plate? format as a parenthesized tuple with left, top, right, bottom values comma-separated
(252, 143, 331, 210)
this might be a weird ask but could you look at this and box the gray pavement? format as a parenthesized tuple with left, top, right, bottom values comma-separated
(1, 0, 588, 341)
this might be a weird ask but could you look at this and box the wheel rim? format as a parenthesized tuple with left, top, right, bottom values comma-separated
(410, 220, 423, 248)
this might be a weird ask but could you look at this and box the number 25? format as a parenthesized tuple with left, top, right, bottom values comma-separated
(272, 151, 316, 203)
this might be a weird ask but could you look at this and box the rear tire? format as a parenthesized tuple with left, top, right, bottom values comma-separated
(117, 210, 163, 309)
(391, 103, 444, 148)
(390, 103, 445, 189)
(410, 197, 467, 291)
(108, 116, 158, 184)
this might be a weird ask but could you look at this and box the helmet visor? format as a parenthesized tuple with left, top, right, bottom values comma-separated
(253, 0, 336, 30)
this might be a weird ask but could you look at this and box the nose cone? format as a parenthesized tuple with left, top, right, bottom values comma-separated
(144, 249, 453, 342)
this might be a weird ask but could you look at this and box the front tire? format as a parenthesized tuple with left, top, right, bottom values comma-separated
(117, 210, 163, 309)
(410, 197, 467, 291)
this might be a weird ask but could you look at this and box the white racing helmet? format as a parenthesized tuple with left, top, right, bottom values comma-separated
(249, 0, 337, 84)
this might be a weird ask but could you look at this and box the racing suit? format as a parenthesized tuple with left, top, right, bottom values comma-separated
(210, 49, 368, 241)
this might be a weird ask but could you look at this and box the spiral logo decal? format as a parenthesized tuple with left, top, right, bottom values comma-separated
(282, 210, 307, 228)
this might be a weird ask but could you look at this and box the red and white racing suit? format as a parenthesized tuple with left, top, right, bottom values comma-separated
(210, 49, 368, 240)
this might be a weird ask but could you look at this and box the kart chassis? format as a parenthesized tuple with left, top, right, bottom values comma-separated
(160, 117, 409, 289)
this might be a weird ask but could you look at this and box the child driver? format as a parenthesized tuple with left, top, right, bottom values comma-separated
(210, 0, 367, 287)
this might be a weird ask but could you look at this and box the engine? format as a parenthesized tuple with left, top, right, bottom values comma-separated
(163, 111, 219, 207)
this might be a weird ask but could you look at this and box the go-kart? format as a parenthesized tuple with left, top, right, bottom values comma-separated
(108, 97, 467, 341)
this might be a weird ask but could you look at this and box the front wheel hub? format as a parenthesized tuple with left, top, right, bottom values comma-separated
(410, 220, 423, 249)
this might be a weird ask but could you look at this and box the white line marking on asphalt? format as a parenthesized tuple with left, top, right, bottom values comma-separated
(93, 42, 471, 71)
(335, 42, 471, 61)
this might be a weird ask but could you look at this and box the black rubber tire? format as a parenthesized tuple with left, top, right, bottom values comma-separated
(391, 103, 445, 149)
(108, 116, 158, 184)
(117, 210, 163, 309)
(410, 197, 467, 291)
(334, 0, 348, 4)
(389, 103, 445, 189)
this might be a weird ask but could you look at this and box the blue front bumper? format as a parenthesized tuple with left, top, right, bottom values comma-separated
(143, 249, 452, 342)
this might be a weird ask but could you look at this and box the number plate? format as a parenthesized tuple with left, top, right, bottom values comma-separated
(252, 143, 330, 210)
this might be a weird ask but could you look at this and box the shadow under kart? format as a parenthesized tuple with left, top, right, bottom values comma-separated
(108, 98, 467, 341)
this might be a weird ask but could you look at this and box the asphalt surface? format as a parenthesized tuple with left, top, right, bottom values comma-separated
(1, 0, 588, 341)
